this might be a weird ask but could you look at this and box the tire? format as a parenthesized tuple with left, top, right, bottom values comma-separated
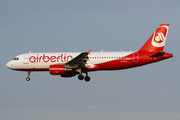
(78, 75, 84, 80)
(85, 76, 90, 82)
(26, 77, 30, 81)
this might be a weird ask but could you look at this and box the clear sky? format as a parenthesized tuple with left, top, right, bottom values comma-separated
(0, 0, 179, 120)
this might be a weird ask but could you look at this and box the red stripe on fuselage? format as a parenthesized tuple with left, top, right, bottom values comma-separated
(94, 52, 172, 70)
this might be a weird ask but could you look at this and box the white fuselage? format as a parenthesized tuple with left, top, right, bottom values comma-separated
(6, 51, 134, 70)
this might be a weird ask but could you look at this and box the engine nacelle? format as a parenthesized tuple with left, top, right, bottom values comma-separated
(49, 65, 72, 75)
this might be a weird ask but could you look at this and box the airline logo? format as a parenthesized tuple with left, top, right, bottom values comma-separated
(29, 54, 73, 63)
(151, 25, 169, 47)
(155, 33, 165, 42)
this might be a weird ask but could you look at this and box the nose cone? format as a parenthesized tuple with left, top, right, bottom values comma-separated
(6, 61, 13, 69)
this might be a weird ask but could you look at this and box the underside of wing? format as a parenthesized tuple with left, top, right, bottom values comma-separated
(65, 49, 91, 69)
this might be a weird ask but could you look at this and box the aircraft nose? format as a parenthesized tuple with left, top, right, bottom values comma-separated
(6, 61, 13, 69)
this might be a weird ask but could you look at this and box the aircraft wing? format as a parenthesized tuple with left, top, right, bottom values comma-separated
(65, 49, 91, 69)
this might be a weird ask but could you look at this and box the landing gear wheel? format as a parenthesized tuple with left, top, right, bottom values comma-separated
(85, 76, 90, 82)
(78, 75, 84, 80)
(26, 71, 31, 81)
(26, 77, 30, 81)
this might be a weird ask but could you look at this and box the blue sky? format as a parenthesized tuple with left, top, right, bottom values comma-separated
(0, 0, 179, 120)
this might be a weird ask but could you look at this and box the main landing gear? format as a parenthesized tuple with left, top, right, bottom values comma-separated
(78, 73, 91, 82)
(26, 71, 31, 81)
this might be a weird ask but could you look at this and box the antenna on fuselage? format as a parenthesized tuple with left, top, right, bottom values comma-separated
(29, 51, 31, 53)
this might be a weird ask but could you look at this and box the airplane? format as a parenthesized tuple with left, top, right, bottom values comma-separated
(6, 24, 173, 82)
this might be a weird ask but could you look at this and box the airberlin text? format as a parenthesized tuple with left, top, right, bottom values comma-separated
(29, 54, 73, 63)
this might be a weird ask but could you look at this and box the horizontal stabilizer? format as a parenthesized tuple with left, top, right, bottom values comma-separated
(149, 52, 165, 58)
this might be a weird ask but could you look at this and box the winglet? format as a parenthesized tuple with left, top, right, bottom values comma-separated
(87, 49, 91, 54)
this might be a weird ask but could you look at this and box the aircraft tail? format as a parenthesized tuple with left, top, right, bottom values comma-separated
(139, 24, 169, 52)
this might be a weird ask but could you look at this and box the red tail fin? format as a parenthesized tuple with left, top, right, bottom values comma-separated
(139, 24, 169, 52)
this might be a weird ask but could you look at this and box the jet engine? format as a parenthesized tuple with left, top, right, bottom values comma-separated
(49, 65, 72, 75)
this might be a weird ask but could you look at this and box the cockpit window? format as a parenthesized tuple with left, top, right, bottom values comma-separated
(13, 57, 19, 60)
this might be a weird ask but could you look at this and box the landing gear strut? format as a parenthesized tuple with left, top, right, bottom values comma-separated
(26, 71, 31, 81)
(76, 67, 91, 82)
(84, 72, 90, 82)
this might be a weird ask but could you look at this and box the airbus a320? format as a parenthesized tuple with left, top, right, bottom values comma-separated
(6, 24, 173, 82)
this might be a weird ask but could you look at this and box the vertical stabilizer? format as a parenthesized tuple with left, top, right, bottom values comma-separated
(139, 24, 169, 52)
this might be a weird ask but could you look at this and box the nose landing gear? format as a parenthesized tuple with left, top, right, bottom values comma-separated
(26, 71, 31, 81)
